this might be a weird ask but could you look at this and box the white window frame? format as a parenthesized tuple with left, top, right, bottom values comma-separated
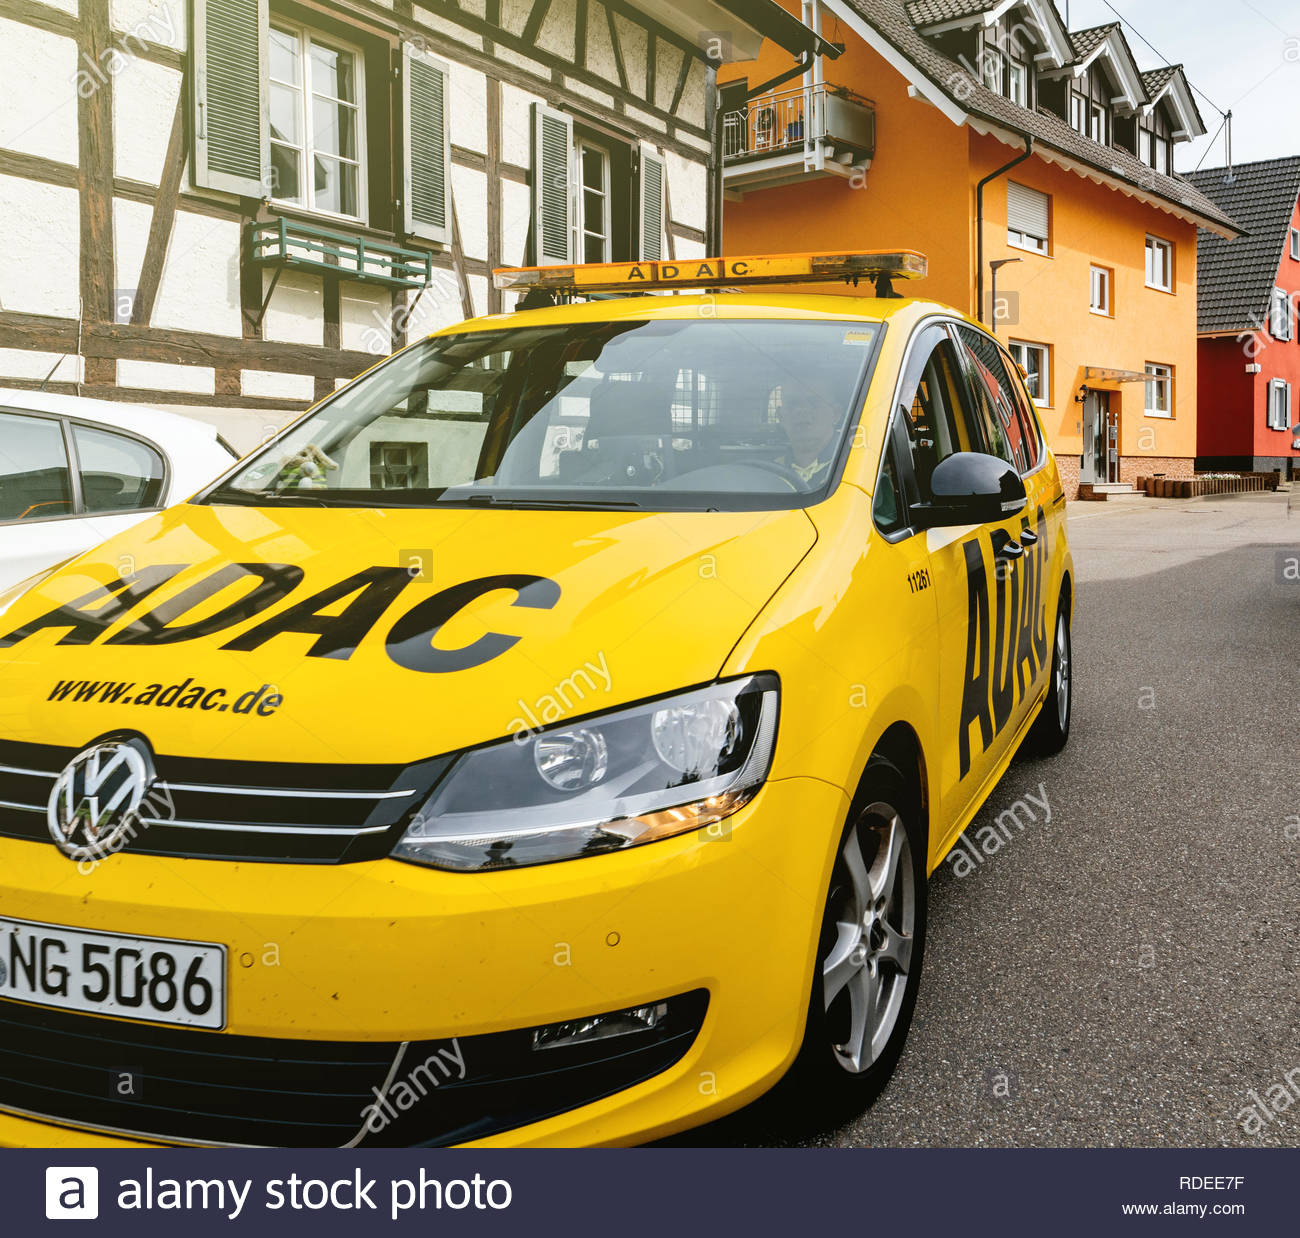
(981, 45, 1004, 94)
(1291, 228, 1300, 261)
(1007, 59, 1029, 107)
(1088, 100, 1107, 145)
(1154, 132, 1169, 175)
(1009, 339, 1051, 407)
(1008, 228, 1048, 255)
(575, 139, 612, 265)
(1146, 235, 1173, 292)
(1090, 265, 1112, 316)
(1269, 287, 1293, 341)
(1069, 90, 1087, 135)
(1267, 379, 1292, 432)
(1145, 363, 1173, 418)
(268, 21, 368, 224)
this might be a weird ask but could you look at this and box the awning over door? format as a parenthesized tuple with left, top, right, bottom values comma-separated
(1084, 366, 1149, 385)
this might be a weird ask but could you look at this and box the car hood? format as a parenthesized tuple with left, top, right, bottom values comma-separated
(0, 502, 816, 764)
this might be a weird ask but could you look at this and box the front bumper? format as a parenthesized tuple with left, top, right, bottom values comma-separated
(0, 776, 846, 1148)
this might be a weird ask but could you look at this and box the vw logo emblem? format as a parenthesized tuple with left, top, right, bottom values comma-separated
(47, 740, 155, 861)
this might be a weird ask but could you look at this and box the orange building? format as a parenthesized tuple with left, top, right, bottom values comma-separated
(718, 0, 1241, 497)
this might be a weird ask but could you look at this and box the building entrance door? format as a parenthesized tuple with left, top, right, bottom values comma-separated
(1082, 389, 1119, 484)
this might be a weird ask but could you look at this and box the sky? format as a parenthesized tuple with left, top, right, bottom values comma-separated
(1063, 0, 1300, 173)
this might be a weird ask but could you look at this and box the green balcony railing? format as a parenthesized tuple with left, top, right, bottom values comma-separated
(246, 218, 433, 290)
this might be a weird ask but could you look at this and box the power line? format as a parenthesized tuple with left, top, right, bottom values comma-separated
(1192, 115, 1229, 171)
(1099, 0, 1228, 117)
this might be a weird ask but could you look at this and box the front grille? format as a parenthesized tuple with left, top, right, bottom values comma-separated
(0, 991, 708, 1147)
(0, 999, 398, 1146)
(0, 738, 453, 864)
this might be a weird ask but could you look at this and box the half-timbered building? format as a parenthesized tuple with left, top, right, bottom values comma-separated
(0, 0, 824, 447)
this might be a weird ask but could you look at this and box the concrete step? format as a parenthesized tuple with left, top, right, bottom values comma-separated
(1076, 482, 1145, 502)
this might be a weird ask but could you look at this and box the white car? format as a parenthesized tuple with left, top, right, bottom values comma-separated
(0, 389, 239, 592)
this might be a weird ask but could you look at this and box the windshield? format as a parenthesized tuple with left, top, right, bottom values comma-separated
(205, 318, 882, 512)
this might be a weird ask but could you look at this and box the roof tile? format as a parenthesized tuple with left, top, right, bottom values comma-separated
(1141, 65, 1178, 95)
(1068, 23, 1119, 60)
(1186, 157, 1300, 333)
(905, 0, 998, 26)
(839, 0, 1240, 234)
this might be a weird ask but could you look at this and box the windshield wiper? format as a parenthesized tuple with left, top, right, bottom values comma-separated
(203, 488, 331, 507)
(202, 487, 641, 512)
(447, 494, 643, 511)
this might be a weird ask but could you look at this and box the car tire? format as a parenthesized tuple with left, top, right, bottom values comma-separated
(1025, 597, 1072, 757)
(776, 756, 927, 1129)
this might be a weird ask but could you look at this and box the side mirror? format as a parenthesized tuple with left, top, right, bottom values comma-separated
(914, 452, 1027, 529)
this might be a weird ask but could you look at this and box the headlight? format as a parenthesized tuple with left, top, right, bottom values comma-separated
(392, 674, 779, 872)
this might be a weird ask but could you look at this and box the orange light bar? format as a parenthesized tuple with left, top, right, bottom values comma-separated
(492, 249, 927, 294)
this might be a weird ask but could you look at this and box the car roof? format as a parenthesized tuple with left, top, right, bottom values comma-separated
(434, 292, 981, 336)
(0, 387, 222, 446)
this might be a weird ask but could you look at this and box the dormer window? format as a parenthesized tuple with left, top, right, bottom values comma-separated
(1008, 59, 1030, 107)
(1089, 100, 1108, 144)
(1071, 91, 1108, 142)
(1139, 113, 1172, 176)
(982, 46, 1004, 94)
(1069, 91, 1086, 134)
(978, 21, 1034, 109)
(1065, 65, 1110, 146)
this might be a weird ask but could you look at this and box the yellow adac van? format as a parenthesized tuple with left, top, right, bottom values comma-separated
(0, 252, 1074, 1148)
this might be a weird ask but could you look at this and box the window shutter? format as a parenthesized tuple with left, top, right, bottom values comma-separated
(403, 44, 451, 244)
(639, 143, 665, 261)
(1269, 288, 1292, 340)
(191, 0, 267, 197)
(1007, 181, 1049, 243)
(530, 103, 572, 266)
(1272, 381, 1292, 430)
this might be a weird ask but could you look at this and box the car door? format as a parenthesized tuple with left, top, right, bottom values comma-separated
(881, 322, 1043, 847)
(946, 325, 1054, 803)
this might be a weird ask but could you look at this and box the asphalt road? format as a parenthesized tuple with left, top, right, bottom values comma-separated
(671, 490, 1300, 1148)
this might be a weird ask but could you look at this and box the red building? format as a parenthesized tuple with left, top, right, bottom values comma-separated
(1189, 157, 1300, 477)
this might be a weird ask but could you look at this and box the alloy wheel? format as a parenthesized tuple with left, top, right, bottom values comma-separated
(822, 803, 916, 1074)
(1055, 612, 1071, 731)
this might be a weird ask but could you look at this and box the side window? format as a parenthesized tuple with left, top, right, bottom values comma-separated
(895, 327, 978, 499)
(0, 412, 74, 523)
(953, 325, 1026, 470)
(873, 437, 906, 534)
(876, 325, 982, 530)
(71, 425, 165, 513)
(999, 349, 1044, 472)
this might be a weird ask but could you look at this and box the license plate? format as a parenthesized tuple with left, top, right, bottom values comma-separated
(0, 916, 226, 1029)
